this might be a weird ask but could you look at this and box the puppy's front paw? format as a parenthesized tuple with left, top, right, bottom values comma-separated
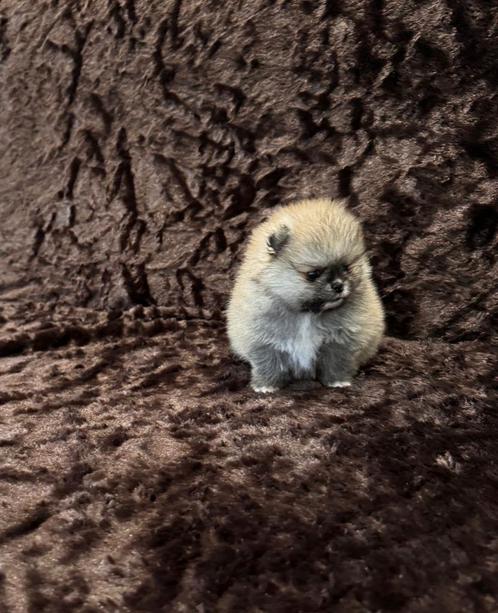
(324, 380, 352, 388)
(251, 384, 278, 393)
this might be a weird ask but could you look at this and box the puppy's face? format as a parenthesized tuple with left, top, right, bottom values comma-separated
(261, 222, 368, 313)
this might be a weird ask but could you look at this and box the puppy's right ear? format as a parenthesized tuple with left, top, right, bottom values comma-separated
(267, 225, 290, 256)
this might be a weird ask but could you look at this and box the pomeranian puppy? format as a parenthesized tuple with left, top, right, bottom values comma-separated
(226, 198, 384, 392)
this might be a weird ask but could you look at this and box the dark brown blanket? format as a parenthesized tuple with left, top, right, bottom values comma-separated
(0, 1, 497, 611)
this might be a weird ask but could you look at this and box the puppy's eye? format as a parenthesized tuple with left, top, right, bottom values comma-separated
(306, 269, 323, 282)
(339, 264, 350, 274)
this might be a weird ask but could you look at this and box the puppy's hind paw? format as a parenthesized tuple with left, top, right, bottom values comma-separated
(252, 385, 278, 394)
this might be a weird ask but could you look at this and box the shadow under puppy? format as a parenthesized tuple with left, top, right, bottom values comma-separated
(226, 199, 384, 392)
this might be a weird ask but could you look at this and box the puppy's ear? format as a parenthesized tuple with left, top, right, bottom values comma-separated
(267, 225, 290, 256)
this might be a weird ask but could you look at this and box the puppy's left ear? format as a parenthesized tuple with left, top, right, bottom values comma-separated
(267, 225, 290, 256)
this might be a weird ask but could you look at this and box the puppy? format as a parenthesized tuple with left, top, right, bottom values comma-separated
(226, 198, 385, 392)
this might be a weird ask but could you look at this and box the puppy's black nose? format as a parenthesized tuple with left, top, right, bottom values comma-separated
(331, 280, 344, 293)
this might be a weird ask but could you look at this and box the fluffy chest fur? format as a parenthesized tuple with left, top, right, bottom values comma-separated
(272, 313, 324, 373)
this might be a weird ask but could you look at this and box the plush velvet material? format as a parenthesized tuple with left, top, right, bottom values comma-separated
(0, 1, 497, 611)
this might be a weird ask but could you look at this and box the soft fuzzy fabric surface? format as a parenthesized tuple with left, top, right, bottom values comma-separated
(0, 1, 497, 611)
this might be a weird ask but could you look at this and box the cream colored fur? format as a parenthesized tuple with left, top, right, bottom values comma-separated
(226, 199, 385, 391)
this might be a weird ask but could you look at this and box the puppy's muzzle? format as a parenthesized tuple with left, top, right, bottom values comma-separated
(330, 280, 344, 294)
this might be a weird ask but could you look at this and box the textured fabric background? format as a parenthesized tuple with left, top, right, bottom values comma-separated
(0, 1, 497, 611)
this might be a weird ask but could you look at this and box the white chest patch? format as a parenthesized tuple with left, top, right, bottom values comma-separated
(274, 313, 323, 373)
